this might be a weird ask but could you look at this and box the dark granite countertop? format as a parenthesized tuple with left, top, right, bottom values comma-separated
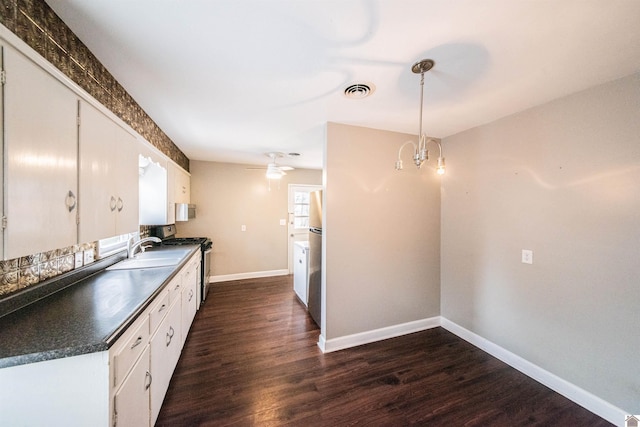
(0, 245, 199, 369)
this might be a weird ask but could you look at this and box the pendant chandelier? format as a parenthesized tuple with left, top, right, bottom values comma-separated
(395, 59, 445, 175)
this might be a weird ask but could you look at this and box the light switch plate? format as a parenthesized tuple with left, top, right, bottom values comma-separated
(522, 249, 533, 264)
(279, 219, 286, 226)
(74, 252, 84, 268)
(83, 250, 94, 265)
(241, 225, 246, 232)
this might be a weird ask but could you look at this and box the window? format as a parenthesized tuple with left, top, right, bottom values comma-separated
(98, 232, 137, 258)
(293, 191, 310, 229)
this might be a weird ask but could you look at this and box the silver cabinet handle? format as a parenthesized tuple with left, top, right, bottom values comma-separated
(188, 290, 193, 302)
(166, 326, 175, 347)
(66, 191, 77, 212)
(117, 197, 124, 212)
(130, 336, 143, 350)
(158, 303, 167, 313)
(145, 371, 152, 391)
(110, 196, 117, 212)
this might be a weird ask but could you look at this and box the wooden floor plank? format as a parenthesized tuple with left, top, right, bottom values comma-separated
(156, 275, 612, 426)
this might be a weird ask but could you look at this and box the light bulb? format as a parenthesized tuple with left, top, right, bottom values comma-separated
(436, 157, 445, 175)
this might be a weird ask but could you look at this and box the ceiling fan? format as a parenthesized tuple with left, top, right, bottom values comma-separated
(247, 152, 295, 179)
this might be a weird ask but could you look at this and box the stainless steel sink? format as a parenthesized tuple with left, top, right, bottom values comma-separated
(135, 248, 193, 260)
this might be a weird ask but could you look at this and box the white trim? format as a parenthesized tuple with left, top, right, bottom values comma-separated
(317, 334, 327, 352)
(209, 269, 289, 283)
(440, 317, 626, 426)
(318, 317, 440, 353)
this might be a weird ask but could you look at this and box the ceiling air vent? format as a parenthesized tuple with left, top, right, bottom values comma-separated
(343, 82, 375, 99)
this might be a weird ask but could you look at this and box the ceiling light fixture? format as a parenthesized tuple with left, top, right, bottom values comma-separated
(266, 162, 284, 180)
(395, 59, 445, 175)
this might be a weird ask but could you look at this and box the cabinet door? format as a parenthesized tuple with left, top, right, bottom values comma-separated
(168, 162, 190, 205)
(113, 346, 150, 427)
(166, 162, 176, 224)
(3, 45, 78, 258)
(181, 259, 199, 344)
(149, 298, 182, 425)
(79, 100, 115, 242)
(79, 101, 139, 242)
(176, 167, 190, 204)
(114, 125, 139, 235)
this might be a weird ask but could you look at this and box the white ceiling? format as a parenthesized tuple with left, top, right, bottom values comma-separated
(45, 0, 640, 170)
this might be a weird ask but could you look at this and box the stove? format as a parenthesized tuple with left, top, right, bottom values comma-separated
(151, 225, 213, 304)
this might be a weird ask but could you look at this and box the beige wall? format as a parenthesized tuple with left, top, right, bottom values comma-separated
(441, 73, 640, 413)
(324, 123, 441, 340)
(176, 161, 321, 276)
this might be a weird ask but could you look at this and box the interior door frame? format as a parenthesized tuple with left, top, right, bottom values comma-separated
(287, 184, 322, 273)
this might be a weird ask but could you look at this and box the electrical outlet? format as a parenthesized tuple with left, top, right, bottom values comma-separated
(241, 225, 246, 232)
(83, 250, 94, 265)
(521, 249, 533, 264)
(279, 219, 286, 226)
(74, 252, 84, 268)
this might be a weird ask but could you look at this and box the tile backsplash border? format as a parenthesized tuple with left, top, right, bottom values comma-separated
(0, 0, 189, 171)
(0, 242, 96, 298)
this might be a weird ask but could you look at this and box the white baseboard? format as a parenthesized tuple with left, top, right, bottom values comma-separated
(440, 317, 626, 426)
(209, 269, 289, 283)
(318, 317, 440, 354)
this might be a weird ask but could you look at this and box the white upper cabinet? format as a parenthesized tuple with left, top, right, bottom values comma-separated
(79, 100, 139, 242)
(166, 162, 190, 224)
(3, 44, 79, 259)
(175, 164, 191, 205)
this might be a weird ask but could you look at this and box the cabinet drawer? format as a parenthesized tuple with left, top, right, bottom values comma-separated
(113, 314, 150, 388)
(149, 290, 170, 334)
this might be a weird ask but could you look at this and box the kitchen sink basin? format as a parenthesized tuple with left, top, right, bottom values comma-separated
(106, 257, 183, 270)
(135, 248, 193, 260)
(106, 246, 195, 270)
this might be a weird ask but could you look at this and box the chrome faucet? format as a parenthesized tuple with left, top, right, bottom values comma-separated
(128, 236, 162, 258)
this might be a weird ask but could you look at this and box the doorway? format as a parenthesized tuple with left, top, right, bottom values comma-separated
(287, 184, 321, 273)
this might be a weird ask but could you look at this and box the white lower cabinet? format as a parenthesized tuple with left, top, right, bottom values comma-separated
(150, 296, 182, 425)
(113, 251, 200, 427)
(113, 346, 150, 427)
(181, 256, 199, 344)
(0, 252, 201, 427)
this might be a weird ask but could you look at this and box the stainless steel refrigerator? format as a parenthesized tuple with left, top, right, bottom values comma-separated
(307, 190, 322, 327)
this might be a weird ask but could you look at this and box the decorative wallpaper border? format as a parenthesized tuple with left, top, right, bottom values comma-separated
(0, 0, 189, 171)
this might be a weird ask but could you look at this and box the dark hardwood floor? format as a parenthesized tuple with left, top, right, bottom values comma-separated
(156, 275, 612, 426)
